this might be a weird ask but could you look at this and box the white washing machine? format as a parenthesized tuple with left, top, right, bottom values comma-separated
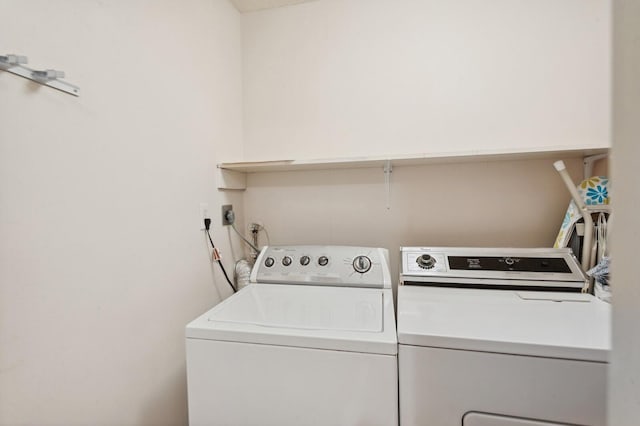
(186, 245, 398, 426)
(397, 247, 611, 426)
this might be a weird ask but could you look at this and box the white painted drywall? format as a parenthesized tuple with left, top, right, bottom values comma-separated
(243, 156, 592, 285)
(242, 0, 610, 162)
(0, 0, 618, 424)
(609, 0, 640, 423)
(0, 1, 243, 424)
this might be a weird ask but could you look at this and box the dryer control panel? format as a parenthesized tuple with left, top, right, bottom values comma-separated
(401, 247, 587, 291)
(251, 246, 392, 288)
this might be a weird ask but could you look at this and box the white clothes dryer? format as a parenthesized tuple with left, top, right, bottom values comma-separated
(186, 246, 398, 426)
(397, 247, 610, 426)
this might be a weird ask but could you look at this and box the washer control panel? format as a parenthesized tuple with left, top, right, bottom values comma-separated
(252, 246, 391, 288)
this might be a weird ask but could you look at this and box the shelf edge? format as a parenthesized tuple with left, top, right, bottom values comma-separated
(218, 146, 610, 173)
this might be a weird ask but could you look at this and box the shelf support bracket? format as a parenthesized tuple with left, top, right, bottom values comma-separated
(216, 166, 247, 191)
(583, 153, 608, 180)
(384, 160, 392, 210)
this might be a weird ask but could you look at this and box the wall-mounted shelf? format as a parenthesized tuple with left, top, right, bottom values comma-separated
(0, 54, 79, 97)
(216, 145, 610, 190)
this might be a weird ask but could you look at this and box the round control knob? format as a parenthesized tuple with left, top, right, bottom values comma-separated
(264, 257, 275, 268)
(300, 255, 311, 266)
(318, 256, 329, 267)
(416, 254, 436, 269)
(282, 256, 292, 266)
(353, 255, 372, 274)
(505, 257, 515, 266)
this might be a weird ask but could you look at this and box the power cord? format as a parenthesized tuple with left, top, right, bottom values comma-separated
(204, 218, 236, 293)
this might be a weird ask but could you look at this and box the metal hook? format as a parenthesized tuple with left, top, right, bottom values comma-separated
(0, 54, 28, 67)
(31, 69, 66, 82)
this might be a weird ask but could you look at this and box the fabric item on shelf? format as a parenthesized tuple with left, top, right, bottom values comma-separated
(554, 176, 610, 249)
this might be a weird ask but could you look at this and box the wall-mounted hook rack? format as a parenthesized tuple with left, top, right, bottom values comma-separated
(0, 53, 79, 97)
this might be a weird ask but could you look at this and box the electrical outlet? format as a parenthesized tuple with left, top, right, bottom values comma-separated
(200, 203, 210, 229)
(222, 204, 233, 226)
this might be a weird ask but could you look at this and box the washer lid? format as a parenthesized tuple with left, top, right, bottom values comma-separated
(397, 286, 610, 362)
(186, 284, 397, 355)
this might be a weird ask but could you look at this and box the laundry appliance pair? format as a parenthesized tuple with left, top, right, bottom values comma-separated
(186, 245, 610, 426)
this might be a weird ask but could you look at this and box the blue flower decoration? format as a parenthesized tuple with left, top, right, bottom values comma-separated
(586, 185, 608, 205)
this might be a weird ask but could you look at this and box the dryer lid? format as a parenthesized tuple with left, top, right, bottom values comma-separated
(186, 284, 397, 355)
(397, 286, 610, 362)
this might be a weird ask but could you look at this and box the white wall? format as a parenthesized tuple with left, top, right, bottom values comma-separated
(0, 1, 243, 425)
(244, 156, 591, 284)
(240, 0, 610, 286)
(242, 0, 610, 162)
(609, 0, 640, 424)
(0, 1, 619, 424)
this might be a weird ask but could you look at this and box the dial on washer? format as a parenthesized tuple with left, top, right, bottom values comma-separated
(353, 255, 372, 274)
(416, 254, 436, 269)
